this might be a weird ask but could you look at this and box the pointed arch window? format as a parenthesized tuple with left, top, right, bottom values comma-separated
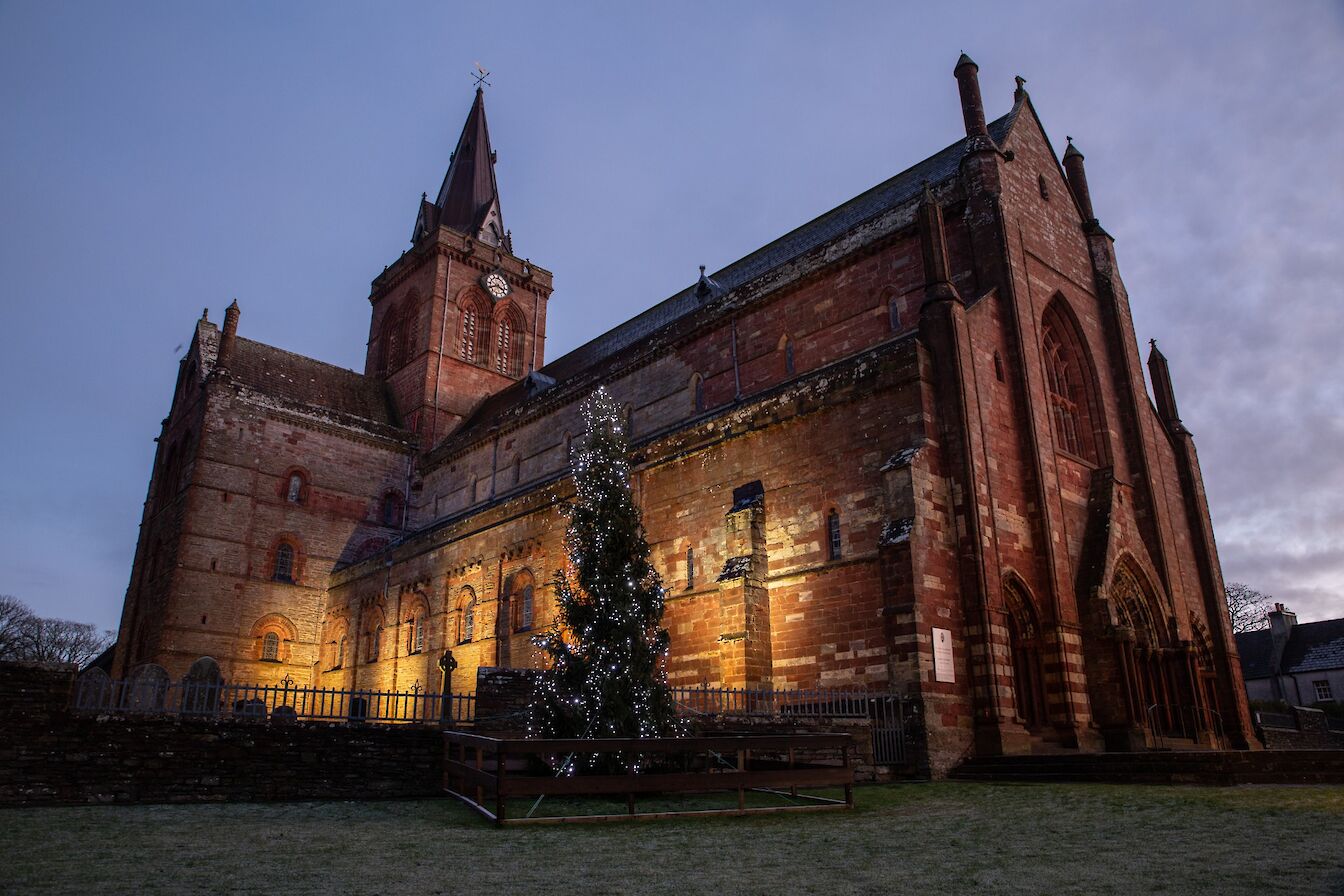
(369, 624, 382, 663)
(273, 542, 295, 583)
(1041, 301, 1101, 464)
(783, 337, 796, 377)
(826, 510, 842, 560)
(262, 632, 280, 662)
(407, 614, 425, 655)
(496, 316, 513, 374)
(691, 374, 705, 413)
(686, 546, 696, 589)
(336, 635, 346, 669)
(460, 305, 479, 362)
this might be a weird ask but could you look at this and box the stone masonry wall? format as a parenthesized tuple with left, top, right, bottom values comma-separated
(0, 662, 443, 806)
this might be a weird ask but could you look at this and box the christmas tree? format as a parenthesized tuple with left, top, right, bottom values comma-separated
(529, 387, 679, 746)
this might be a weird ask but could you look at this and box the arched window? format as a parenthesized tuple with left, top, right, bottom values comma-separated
(335, 635, 346, 669)
(382, 307, 403, 374)
(496, 316, 513, 374)
(273, 542, 295, 583)
(519, 584, 534, 631)
(381, 491, 403, 527)
(460, 304, 479, 362)
(686, 546, 695, 589)
(691, 374, 705, 413)
(889, 295, 902, 331)
(461, 597, 476, 644)
(1041, 300, 1101, 463)
(826, 510, 842, 561)
(407, 614, 425, 654)
(782, 337, 795, 377)
(286, 472, 305, 504)
(993, 351, 1005, 383)
(262, 632, 280, 662)
(369, 624, 382, 663)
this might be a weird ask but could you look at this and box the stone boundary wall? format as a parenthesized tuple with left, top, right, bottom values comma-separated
(1258, 706, 1344, 751)
(0, 661, 443, 806)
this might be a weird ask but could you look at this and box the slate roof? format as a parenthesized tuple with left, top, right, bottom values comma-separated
(432, 87, 503, 239)
(1236, 618, 1344, 679)
(1280, 618, 1344, 674)
(433, 104, 1021, 457)
(227, 334, 398, 429)
(1235, 629, 1274, 679)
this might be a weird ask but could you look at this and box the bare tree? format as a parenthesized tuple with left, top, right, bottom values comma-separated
(0, 595, 115, 667)
(0, 594, 33, 660)
(1226, 582, 1274, 634)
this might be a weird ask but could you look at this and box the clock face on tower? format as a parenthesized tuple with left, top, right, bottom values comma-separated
(483, 271, 511, 300)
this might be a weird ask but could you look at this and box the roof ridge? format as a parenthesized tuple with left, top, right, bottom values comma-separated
(234, 334, 369, 380)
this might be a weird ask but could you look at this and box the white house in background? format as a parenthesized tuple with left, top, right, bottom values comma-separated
(1236, 604, 1344, 706)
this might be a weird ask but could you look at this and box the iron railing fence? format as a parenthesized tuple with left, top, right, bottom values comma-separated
(73, 675, 476, 727)
(71, 675, 914, 764)
(1145, 703, 1224, 749)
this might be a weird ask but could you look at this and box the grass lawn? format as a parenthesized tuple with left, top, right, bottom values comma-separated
(2, 782, 1342, 895)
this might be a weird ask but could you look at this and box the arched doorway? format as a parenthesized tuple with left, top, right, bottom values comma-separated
(1004, 580, 1048, 730)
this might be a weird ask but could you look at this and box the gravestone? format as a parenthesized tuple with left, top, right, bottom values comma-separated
(74, 667, 111, 711)
(474, 667, 542, 733)
(180, 656, 224, 716)
(126, 664, 170, 713)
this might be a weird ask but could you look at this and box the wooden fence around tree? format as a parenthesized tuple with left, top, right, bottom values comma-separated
(443, 731, 855, 825)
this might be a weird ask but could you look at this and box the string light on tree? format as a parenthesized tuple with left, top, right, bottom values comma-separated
(528, 387, 680, 755)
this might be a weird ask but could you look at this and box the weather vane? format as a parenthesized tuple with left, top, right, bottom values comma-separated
(472, 62, 491, 90)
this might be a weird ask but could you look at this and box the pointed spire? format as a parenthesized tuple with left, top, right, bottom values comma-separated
(219, 300, 240, 370)
(427, 87, 507, 249)
(1061, 136, 1096, 222)
(953, 52, 988, 138)
(1147, 339, 1183, 431)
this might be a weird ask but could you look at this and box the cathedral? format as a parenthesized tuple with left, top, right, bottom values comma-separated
(111, 56, 1257, 771)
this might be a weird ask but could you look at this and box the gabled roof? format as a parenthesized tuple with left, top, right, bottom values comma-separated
(1236, 617, 1344, 680)
(433, 103, 1021, 455)
(196, 320, 401, 434)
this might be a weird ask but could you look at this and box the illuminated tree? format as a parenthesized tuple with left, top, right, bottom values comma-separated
(529, 387, 679, 746)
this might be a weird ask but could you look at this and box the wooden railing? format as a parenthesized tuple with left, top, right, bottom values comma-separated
(443, 731, 855, 825)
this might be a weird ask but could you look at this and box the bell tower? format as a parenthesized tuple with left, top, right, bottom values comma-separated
(365, 87, 553, 449)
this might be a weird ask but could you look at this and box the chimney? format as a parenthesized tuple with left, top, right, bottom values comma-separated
(1062, 137, 1096, 222)
(218, 300, 240, 370)
(954, 53, 988, 138)
(1268, 603, 1296, 673)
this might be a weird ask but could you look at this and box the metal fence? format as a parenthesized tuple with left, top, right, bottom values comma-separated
(72, 674, 913, 765)
(73, 675, 476, 726)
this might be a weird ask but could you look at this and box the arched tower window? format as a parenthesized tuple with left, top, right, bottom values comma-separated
(286, 472, 305, 504)
(691, 374, 705, 413)
(494, 305, 525, 376)
(460, 304, 479, 362)
(261, 632, 280, 662)
(381, 306, 403, 374)
(273, 542, 295, 583)
(783, 337, 796, 377)
(1041, 299, 1102, 463)
(888, 294, 902, 331)
(826, 510, 842, 560)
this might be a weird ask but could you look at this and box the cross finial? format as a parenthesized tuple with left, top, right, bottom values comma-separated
(472, 62, 491, 90)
